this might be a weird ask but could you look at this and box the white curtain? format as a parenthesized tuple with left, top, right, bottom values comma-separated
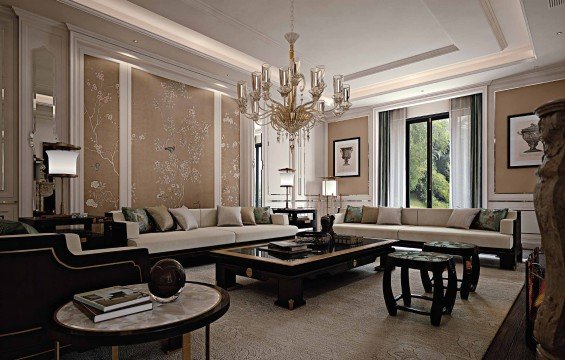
(450, 96, 472, 208)
(388, 108, 407, 207)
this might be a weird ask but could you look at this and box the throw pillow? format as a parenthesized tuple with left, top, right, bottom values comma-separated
(254, 207, 272, 224)
(145, 205, 175, 232)
(241, 207, 256, 225)
(344, 206, 363, 223)
(122, 207, 153, 234)
(217, 206, 243, 226)
(361, 205, 379, 224)
(169, 206, 199, 230)
(472, 208, 508, 232)
(376, 207, 402, 225)
(446, 208, 481, 229)
(0, 220, 36, 235)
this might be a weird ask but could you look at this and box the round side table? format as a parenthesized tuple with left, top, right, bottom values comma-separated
(47, 281, 230, 360)
(422, 241, 480, 300)
(383, 251, 457, 326)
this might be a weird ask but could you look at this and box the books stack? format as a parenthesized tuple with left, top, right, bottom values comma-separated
(268, 240, 310, 253)
(73, 286, 153, 323)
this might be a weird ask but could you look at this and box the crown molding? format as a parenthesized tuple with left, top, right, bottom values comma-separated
(479, 0, 508, 51)
(13, 6, 68, 31)
(352, 45, 534, 101)
(345, 45, 459, 81)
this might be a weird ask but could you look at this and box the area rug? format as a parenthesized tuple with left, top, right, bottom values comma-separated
(62, 259, 524, 360)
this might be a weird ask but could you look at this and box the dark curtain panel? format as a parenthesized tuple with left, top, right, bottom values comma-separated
(470, 94, 482, 208)
(378, 111, 390, 206)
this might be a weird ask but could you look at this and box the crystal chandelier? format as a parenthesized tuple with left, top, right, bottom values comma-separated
(236, 0, 352, 143)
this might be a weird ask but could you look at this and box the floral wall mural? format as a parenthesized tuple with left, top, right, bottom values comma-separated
(131, 69, 215, 208)
(83, 55, 120, 216)
(221, 95, 240, 206)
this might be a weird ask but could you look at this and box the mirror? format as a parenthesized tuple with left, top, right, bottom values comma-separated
(31, 46, 57, 158)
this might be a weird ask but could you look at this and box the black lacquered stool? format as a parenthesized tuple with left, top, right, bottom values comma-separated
(422, 241, 480, 300)
(383, 251, 457, 326)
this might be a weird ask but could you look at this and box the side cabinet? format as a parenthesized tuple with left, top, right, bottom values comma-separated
(0, 8, 18, 220)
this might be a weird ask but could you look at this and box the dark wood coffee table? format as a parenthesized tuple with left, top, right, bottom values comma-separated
(211, 238, 397, 310)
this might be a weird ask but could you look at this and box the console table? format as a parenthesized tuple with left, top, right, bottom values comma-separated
(273, 208, 318, 231)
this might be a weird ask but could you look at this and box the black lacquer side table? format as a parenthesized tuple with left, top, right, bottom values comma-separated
(383, 251, 457, 326)
(422, 241, 480, 300)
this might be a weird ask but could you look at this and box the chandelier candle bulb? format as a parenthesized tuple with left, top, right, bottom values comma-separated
(317, 100, 325, 112)
(292, 59, 301, 76)
(252, 99, 260, 114)
(261, 64, 271, 83)
(343, 84, 350, 102)
(252, 72, 261, 91)
(279, 67, 289, 87)
(237, 81, 247, 99)
(311, 68, 319, 88)
(317, 65, 326, 79)
(333, 75, 344, 94)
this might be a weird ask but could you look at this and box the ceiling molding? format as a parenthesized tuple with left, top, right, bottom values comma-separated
(344, 45, 459, 81)
(479, 0, 508, 50)
(352, 45, 534, 101)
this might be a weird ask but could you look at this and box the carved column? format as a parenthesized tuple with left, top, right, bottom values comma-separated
(533, 99, 565, 360)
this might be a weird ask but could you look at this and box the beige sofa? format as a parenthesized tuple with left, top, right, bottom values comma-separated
(108, 208, 298, 260)
(333, 208, 522, 269)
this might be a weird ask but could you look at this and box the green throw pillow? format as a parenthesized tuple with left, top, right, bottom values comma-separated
(0, 220, 37, 235)
(344, 205, 363, 223)
(254, 207, 272, 224)
(122, 207, 153, 233)
(471, 208, 508, 232)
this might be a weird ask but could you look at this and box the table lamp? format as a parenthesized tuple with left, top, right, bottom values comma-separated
(279, 168, 295, 209)
(322, 177, 337, 215)
(46, 149, 79, 215)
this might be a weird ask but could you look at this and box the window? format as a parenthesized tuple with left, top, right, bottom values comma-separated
(254, 142, 263, 207)
(406, 112, 450, 208)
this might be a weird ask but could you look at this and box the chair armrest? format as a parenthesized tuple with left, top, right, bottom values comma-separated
(334, 213, 345, 224)
(500, 219, 514, 235)
(271, 214, 289, 225)
(113, 220, 140, 240)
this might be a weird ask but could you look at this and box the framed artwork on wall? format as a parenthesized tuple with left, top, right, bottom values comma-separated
(333, 137, 360, 177)
(507, 113, 543, 168)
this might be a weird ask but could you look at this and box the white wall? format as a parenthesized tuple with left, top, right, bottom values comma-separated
(406, 100, 449, 118)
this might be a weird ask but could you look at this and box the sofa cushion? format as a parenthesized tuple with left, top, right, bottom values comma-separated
(0, 220, 37, 235)
(215, 224, 298, 243)
(200, 208, 218, 227)
(122, 207, 153, 233)
(169, 206, 199, 230)
(377, 207, 402, 225)
(145, 204, 175, 231)
(344, 205, 363, 223)
(398, 226, 513, 249)
(417, 209, 453, 227)
(471, 208, 508, 232)
(128, 228, 235, 254)
(446, 208, 480, 229)
(241, 207, 256, 225)
(254, 207, 272, 224)
(401, 208, 418, 225)
(333, 223, 407, 240)
(217, 206, 243, 226)
(361, 206, 379, 224)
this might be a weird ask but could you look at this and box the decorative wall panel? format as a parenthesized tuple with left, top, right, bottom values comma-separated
(83, 55, 120, 215)
(131, 69, 215, 208)
(221, 95, 240, 206)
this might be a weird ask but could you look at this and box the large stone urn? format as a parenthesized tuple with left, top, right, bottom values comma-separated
(533, 99, 565, 360)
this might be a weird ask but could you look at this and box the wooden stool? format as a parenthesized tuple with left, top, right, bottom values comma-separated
(383, 251, 457, 326)
(422, 241, 480, 300)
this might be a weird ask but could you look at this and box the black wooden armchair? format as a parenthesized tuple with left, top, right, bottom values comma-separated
(0, 233, 150, 359)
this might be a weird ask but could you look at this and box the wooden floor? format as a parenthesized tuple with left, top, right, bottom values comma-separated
(483, 285, 536, 360)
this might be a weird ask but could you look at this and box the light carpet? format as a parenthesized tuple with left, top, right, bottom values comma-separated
(62, 260, 524, 360)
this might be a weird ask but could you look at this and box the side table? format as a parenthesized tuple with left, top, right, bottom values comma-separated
(47, 282, 230, 360)
(272, 208, 318, 231)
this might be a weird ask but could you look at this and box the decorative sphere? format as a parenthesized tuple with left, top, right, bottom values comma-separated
(148, 259, 186, 303)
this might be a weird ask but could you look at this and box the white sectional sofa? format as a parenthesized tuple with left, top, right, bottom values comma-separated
(333, 208, 522, 269)
(108, 208, 298, 260)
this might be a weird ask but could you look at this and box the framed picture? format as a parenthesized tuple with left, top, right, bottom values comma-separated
(333, 137, 360, 177)
(507, 113, 543, 168)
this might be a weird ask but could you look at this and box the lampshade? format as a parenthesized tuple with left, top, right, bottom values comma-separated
(279, 168, 295, 187)
(46, 150, 79, 176)
(322, 178, 337, 196)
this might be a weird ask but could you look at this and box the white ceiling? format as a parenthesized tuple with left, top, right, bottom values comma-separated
(9, 0, 565, 107)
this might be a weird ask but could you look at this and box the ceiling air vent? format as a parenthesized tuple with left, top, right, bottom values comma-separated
(548, 0, 564, 8)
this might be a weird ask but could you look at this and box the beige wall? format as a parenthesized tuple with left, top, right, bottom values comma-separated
(328, 116, 369, 195)
(494, 79, 565, 193)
